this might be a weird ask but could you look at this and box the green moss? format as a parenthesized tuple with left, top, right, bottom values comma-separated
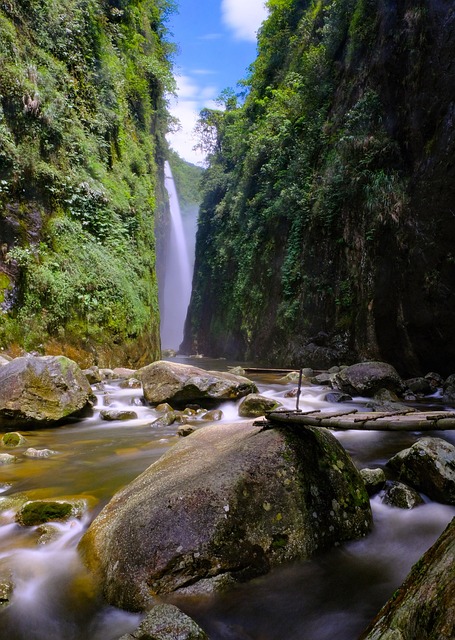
(18, 501, 73, 526)
(0, 273, 10, 304)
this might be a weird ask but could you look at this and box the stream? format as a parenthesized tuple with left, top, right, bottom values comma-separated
(0, 358, 454, 640)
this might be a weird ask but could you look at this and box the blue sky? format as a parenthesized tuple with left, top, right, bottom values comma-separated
(166, 0, 268, 165)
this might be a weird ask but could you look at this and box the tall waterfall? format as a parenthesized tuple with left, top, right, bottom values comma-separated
(160, 161, 193, 350)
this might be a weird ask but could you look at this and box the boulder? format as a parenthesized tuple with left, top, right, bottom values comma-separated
(380, 481, 424, 509)
(360, 517, 455, 639)
(118, 604, 208, 640)
(387, 437, 455, 505)
(360, 468, 386, 496)
(0, 356, 93, 428)
(333, 362, 404, 397)
(79, 421, 371, 611)
(82, 366, 102, 385)
(0, 453, 17, 465)
(138, 361, 257, 405)
(24, 447, 58, 458)
(16, 499, 85, 526)
(442, 373, 455, 403)
(404, 377, 433, 395)
(99, 410, 138, 421)
(177, 425, 195, 437)
(201, 409, 223, 421)
(0, 577, 13, 608)
(325, 391, 352, 403)
(238, 394, 282, 417)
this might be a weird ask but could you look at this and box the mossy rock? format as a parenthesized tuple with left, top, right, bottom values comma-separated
(1, 432, 26, 448)
(16, 500, 83, 526)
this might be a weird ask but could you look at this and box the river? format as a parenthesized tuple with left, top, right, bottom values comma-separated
(0, 358, 454, 640)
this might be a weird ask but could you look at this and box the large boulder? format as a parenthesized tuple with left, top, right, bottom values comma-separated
(360, 517, 455, 639)
(442, 373, 455, 403)
(138, 360, 257, 405)
(0, 356, 93, 428)
(333, 362, 404, 397)
(79, 421, 371, 611)
(118, 604, 208, 640)
(387, 438, 455, 505)
(238, 393, 282, 417)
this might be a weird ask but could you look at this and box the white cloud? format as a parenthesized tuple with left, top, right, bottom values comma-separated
(221, 0, 268, 42)
(166, 75, 219, 165)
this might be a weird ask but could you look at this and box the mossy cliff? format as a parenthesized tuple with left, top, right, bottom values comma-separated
(0, 0, 175, 366)
(182, 0, 455, 376)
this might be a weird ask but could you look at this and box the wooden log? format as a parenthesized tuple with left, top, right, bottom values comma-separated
(265, 410, 455, 431)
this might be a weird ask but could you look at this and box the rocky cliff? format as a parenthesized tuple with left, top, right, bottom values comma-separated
(182, 0, 455, 377)
(0, 0, 174, 366)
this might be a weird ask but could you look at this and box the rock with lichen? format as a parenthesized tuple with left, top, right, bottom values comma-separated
(79, 421, 371, 611)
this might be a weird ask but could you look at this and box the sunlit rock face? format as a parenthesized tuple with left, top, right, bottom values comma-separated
(0, 356, 93, 428)
(79, 421, 371, 611)
(182, 1, 455, 377)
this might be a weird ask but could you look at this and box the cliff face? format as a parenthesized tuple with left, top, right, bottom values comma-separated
(182, 0, 455, 376)
(0, 0, 174, 366)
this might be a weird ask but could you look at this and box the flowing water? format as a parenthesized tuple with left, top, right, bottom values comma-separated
(160, 162, 194, 351)
(0, 360, 454, 640)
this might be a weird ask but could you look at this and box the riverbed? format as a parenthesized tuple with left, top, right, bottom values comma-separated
(0, 359, 454, 640)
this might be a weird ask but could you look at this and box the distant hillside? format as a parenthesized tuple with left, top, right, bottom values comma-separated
(182, 0, 455, 376)
(0, 0, 175, 366)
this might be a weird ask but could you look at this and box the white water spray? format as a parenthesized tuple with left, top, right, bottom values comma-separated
(160, 161, 193, 350)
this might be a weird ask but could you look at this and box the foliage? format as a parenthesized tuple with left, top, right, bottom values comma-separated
(0, 0, 175, 360)
(167, 150, 203, 211)
(184, 0, 408, 363)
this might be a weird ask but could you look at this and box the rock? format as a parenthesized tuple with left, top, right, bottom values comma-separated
(24, 447, 58, 458)
(0, 453, 17, 465)
(360, 517, 455, 640)
(119, 378, 142, 389)
(0, 355, 93, 428)
(16, 500, 85, 526)
(1, 432, 27, 448)
(150, 411, 176, 427)
(138, 361, 258, 405)
(387, 437, 455, 504)
(156, 403, 174, 413)
(177, 425, 195, 437)
(442, 373, 455, 403)
(99, 410, 138, 421)
(99, 368, 114, 380)
(36, 524, 62, 545)
(325, 391, 352, 403)
(404, 377, 433, 395)
(425, 371, 444, 390)
(333, 362, 405, 397)
(112, 367, 137, 380)
(201, 409, 223, 421)
(380, 481, 424, 509)
(238, 394, 282, 417)
(79, 421, 371, 611)
(280, 371, 301, 383)
(360, 468, 386, 496)
(118, 603, 208, 640)
(312, 372, 333, 385)
(328, 366, 341, 374)
(0, 492, 30, 513)
(82, 366, 102, 385)
(0, 577, 13, 608)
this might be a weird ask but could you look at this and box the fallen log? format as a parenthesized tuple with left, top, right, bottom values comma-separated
(265, 410, 455, 431)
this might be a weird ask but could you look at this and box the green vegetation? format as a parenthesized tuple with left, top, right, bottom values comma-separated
(18, 500, 73, 526)
(183, 0, 409, 364)
(0, 0, 175, 364)
(168, 149, 203, 211)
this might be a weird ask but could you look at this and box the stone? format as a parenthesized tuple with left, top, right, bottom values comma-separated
(16, 499, 85, 526)
(150, 412, 176, 427)
(404, 377, 433, 395)
(201, 409, 223, 421)
(425, 371, 444, 389)
(360, 517, 455, 640)
(442, 373, 455, 403)
(0, 355, 94, 428)
(0, 577, 13, 608)
(0, 453, 17, 465)
(333, 362, 405, 397)
(119, 378, 142, 389)
(118, 604, 208, 640)
(313, 373, 333, 385)
(325, 391, 352, 403)
(112, 367, 137, 380)
(1, 432, 27, 448)
(387, 437, 455, 504)
(228, 366, 246, 376)
(24, 447, 58, 458)
(155, 403, 174, 413)
(99, 410, 138, 421)
(380, 481, 424, 509)
(360, 468, 386, 496)
(82, 366, 102, 385)
(177, 425, 195, 437)
(238, 394, 282, 417)
(138, 361, 258, 405)
(79, 421, 371, 611)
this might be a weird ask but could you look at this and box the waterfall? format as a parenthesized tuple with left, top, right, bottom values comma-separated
(160, 161, 193, 351)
